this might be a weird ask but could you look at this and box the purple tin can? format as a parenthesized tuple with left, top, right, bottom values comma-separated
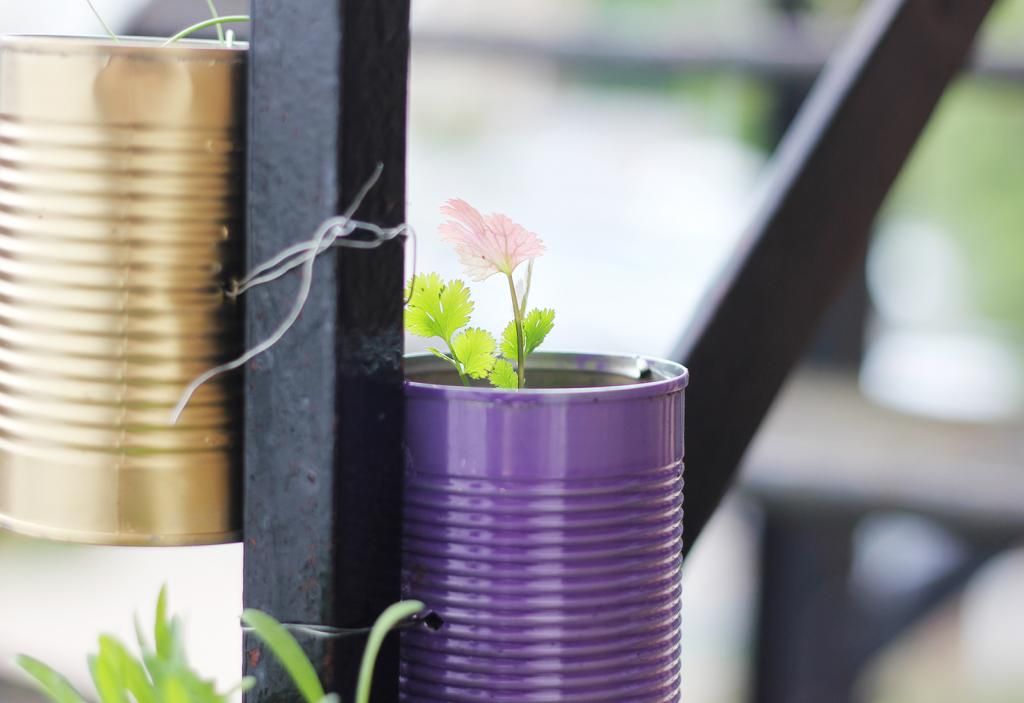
(402, 352, 688, 702)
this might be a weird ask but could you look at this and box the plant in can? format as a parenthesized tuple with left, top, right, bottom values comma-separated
(404, 200, 555, 389)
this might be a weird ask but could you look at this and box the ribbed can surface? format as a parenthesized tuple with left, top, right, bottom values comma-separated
(402, 353, 688, 702)
(0, 36, 245, 545)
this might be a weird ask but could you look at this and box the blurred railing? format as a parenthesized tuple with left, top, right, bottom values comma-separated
(412, 23, 1024, 84)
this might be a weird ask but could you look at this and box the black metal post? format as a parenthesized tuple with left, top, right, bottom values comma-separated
(752, 509, 859, 703)
(749, 4, 871, 699)
(764, 0, 871, 370)
(243, 2, 410, 702)
(673, 0, 995, 554)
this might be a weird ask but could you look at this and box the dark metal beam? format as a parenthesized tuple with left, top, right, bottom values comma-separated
(244, 2, 409, 702)
(766, 0, 872, 373)
(673, 0, 996, 554)
(752, 510, 858, 703)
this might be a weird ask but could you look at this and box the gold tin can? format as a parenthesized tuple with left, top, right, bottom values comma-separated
(0, 36, 245, 545)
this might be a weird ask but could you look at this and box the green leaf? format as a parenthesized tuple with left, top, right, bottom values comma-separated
(499, 320, 518, 361)
(122, 657, 156, 703)
(15, 655, 88, 703)
(21, 587, 237, 703)
(96, 636, 155, 703)
(158, 677, 191, 703)
(500, 309, 554, 360)
(489, 359, 518, 389)
(158, 667, 219, 703)
(153, 587, 176, 663)
(88, 651, 126, 703)
(438, 280, 474, 338)
(404, 273, 444, 338)
(522, 308, 555, 355)
(451, 328, 497, 379)
(242, 610, 325, 703)
(355, 601, 424, 703)
(141, 656, 170, 697)
(404, 273, 473, 341)
(177, 673, 222, 703)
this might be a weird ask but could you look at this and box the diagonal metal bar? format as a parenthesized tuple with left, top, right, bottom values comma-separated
(243, 1, 409, 701)
(673, 0, 997, 555)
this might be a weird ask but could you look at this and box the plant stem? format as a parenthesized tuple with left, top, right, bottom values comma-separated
(163, 15, 250, 46)
(355, 601, 424, 703)
(443, 337, 471, 386)
(506, 273, 526, 388)
(453, 363, 470, 386)
(85, 0, 119, 43)
(205, 0, 226, 45)
(520, 260, 534, 312)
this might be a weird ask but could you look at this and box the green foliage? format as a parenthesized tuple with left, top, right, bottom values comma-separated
(19, 588, 425, 703)
(240, 610, 326, 703)
(405, 273, 474, 342)
(451, 328, 497, 379)
(355, 601, 424, 703)
(405, 271, 555, 388)
(489, 360, 518, 390)
(84, 0, 118, 43)
(206, 0, 226, 43)
(499, 321, 518, 361)
(163, 16, 251, 46)
(242, 601, 422, 703)
(94, 637, 155, 703)
(17, 586, 247, 703)
(405, 273, 493, 385)
(14, 656, 86, 703)
(522, 308, 555, 356)
(153, 587, 178, 663)
(499, 309, 555, 388)
(502, 309, 555, 359)
(84, 0, 249, 47)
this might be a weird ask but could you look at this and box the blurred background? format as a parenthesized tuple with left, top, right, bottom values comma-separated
(1, 1, 1022, 701)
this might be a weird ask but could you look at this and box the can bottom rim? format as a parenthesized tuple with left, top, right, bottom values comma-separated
(0, 512, 241, 547)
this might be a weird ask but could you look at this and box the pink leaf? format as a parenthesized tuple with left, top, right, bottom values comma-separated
(439, 199, 545, 281)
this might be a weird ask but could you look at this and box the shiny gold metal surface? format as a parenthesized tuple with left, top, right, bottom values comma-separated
(0, 36, 245, 545)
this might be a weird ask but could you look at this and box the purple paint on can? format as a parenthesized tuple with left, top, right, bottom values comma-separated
(402, 352, 688, 702)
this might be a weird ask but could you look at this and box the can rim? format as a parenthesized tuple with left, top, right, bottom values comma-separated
(0, 34, 247, 61)
(405, 350, 688, 402)
(0, 512, 240, 546)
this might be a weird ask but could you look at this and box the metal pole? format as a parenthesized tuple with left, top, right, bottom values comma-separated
(243, 2, 410, 701)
